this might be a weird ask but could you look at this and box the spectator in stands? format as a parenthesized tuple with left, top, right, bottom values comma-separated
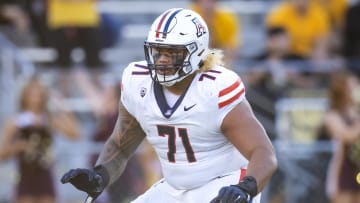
(263, 26, 323, 87)
(343, 1, 360, 76)
(250, 26, 306, 89)
(247, 24, 325, 143)
(246, 26, 294, 141)
(318, 72, 360, 203)
(0, 77, 80, 203)
(266, 0, 331, 60)
(22, 0, 51, 47)
(75, 70, 161, 203)
(189, 0, 240, 68)
(314, 0, 348, 55)
(46, 0, 104, 69)
(256, 26, 302, 61)
(0, 0, 35, 47)
(315, 0, 347, 30)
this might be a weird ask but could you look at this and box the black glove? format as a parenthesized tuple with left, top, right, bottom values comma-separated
(61, 165, 110, 199)
(210, 176, 258, 203)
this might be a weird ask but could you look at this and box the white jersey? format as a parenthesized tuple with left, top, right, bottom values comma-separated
(121, 61, 249, 190)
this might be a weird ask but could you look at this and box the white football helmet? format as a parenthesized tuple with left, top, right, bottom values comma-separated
(144, 8, 209, 86)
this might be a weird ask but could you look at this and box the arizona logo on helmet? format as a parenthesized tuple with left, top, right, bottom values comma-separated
(192, 18, 207, 38)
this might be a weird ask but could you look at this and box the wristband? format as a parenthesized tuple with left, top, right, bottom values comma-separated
(93, 165, 110, 189)
(235, 176, 258, 198)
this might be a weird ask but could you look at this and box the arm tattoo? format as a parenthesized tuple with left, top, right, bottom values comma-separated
(96, 102, 146, 184)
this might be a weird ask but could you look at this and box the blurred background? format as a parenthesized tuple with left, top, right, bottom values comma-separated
(1, 0, 360, 203)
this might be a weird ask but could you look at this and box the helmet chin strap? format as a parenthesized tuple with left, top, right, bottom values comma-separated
(157, 63, 195, 87)
(157, 63, 196, 86)
(160, 80, 177, 87)
(156, 72, 180, 86)
(159, 72, 189, 87)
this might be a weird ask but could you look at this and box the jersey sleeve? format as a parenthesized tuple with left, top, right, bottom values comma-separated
(120, 62, 138, 117)
(214, 68, 246, 128)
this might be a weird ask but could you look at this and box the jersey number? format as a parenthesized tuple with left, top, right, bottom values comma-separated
(157, 125, 196, 163)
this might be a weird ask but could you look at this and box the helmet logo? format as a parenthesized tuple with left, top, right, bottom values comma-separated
(155, 10, 172, 39)
(192, 18, 207, 38)
(155, 8, 184, 39)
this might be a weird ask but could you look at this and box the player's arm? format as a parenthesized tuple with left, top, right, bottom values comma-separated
(95, 101, 146, 183)
(61, 101, 146, 199)
(223, 100, 277, 191)
(212, 99, 277, 202)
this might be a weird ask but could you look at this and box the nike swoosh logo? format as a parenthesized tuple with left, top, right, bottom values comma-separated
(184, 104, 196, 111)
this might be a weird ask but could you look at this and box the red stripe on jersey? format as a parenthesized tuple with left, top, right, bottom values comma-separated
(155, 10, 171, 38)
(218, 88, 245, 108)
(218, 79, 241, 97)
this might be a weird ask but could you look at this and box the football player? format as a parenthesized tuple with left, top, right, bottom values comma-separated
(61, 8, 277, 203)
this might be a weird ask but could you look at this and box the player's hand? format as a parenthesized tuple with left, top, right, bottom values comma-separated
(210, 185, 250, 203)
(61, 168, 105, 199)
